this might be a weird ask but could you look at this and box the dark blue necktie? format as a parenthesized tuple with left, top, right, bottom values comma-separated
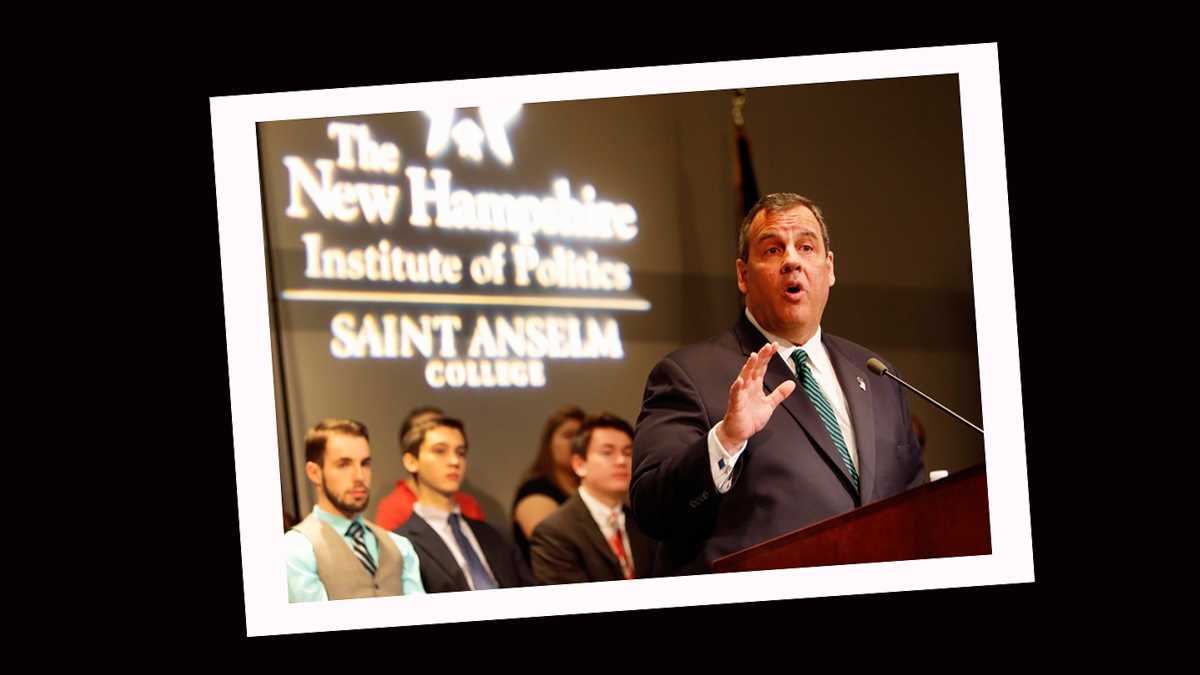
(447, 513, 497, 590)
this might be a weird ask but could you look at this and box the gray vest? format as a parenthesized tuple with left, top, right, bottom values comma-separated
(293, 513, 406, 600)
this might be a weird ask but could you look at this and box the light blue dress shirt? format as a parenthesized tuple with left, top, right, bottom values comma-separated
(284, 505, 426, 602)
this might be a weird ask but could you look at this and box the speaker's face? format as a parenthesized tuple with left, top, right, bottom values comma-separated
(737, 205, 835, 345)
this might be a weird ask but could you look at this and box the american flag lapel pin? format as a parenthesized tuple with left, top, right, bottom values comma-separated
(857, 376, 866, 391)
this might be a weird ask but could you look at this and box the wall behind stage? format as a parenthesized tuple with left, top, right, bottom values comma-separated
(258, 74, 985, 534)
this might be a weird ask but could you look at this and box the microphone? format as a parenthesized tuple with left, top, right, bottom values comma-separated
(866, 357, 984, 434)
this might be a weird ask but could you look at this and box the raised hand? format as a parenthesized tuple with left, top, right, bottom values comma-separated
(715, 342, 796, 453)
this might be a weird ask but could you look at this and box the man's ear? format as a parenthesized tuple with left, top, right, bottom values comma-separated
(305, 461, 322, 486)
(827, 250, 835, 287)
(401, 451, 420, 476)
(736, 258, 748, 294)
(571, 453, 587, 480)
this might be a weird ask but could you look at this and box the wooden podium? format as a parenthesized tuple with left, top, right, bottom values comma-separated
(711, 463, 991, 573)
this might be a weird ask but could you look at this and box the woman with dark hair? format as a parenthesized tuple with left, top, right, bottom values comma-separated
(511, 405, 585, 562)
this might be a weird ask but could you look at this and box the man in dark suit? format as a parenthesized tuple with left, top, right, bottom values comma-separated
(395, 417, 534, 593)
(631, 193, 927, 576)
(530, 413, 655, 584)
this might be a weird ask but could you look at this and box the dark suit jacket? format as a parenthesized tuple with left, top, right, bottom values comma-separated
(630, 314, 926, 576)
(396, 512, 534, 593)
(529, 493, 656, 585)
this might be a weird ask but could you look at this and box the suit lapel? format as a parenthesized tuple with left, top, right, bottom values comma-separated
(765, 356, 859, 497)
(465, 519, 505, 586)
(825, 337, 877, 503)
(405, 515, 468, 590)
(569, 495, 622, 577)
(735, 314, 859, 500)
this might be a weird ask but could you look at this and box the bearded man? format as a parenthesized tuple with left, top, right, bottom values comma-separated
(284, 418, 426, 601)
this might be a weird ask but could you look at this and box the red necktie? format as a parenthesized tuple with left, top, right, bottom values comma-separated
(608, 511, 634, 579)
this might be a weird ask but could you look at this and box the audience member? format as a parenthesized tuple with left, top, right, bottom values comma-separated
(375, 406, 485, 529)
(284, 419, 425, 601)
(396, 417, 534, 592)
(511, 405, 585, 562)
(529, 413, 654, 584)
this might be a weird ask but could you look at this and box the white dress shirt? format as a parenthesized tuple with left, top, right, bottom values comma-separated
(709, 308, 860, 493)
(577, 485, 635, 574)
(412, 501, 496, 590)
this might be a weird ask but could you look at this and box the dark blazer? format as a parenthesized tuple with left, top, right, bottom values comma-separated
(529, 493, 656, 585)
(396, 512, 535, 593)
(630, 313, 926, 576)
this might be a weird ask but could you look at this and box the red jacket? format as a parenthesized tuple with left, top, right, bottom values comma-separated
(374, 480, 484, 530)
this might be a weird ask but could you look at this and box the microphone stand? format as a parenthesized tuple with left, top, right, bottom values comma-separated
(870, 361, 984, 435)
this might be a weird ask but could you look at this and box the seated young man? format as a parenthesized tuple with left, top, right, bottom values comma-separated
(395, 417, 534, 592)
(285, 418, 425, 601)
(529, 413, 655, 584)
(374, 406, 484, 530)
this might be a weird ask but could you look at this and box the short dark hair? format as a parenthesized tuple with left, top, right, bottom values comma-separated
(398, 405, 444, 451)
(737, 192, 832, 262)
(571, 413, 635, 459)
(305, 418, 369, 466)
(402, 416, 468, 460)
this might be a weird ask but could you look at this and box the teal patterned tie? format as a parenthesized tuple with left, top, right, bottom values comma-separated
(791, 349, 859, 492)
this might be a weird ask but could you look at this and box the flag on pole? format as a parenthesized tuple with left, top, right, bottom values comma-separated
(732, 89, 760, 226)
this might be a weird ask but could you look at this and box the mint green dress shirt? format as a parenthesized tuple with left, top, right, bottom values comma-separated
(284, 505, 426, 602)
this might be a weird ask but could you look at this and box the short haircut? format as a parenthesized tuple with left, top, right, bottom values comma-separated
(398, 405, 444, 451)
(571, 413, 635, 459)
(402, 416, 468, 460)
(737, 192, 832, 262)
(305, 418, 369, 466)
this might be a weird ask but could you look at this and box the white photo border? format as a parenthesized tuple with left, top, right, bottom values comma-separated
(211, 42, 1032, 638)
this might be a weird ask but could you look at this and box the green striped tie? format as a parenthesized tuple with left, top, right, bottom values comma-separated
(791, 349, 859, 491)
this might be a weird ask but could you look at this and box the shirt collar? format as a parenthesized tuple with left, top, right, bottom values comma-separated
(744, 308, 830, 375)
(578, 485, 623, 527)
(412, 501, 462, 526)
(312, 504, 364, 535)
